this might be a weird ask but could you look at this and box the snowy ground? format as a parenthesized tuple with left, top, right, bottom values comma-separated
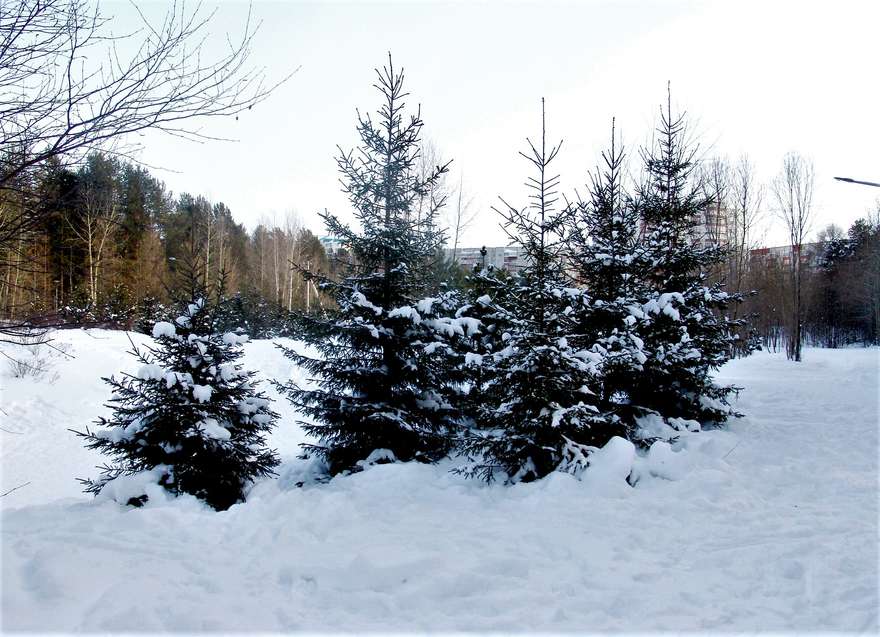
(1, 329, 878, 633)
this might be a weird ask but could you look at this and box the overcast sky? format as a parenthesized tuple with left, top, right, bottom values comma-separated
(124, 0, 879, 247)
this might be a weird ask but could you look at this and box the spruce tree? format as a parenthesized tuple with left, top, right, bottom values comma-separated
(455, 263, 515, 429)
(629, 88, 747, 425)
(567, 119, 649, 427)
(74, 239, 279, 510)
(277, 56, 463, 475)
(215, 289, 279, 339)
(457, 100, 608, 483)
(135, 296, 169, 335)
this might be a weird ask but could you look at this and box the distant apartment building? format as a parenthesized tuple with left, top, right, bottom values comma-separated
(690, 206, 730, 249)
(749, 243, 823, 270)
(637, 205, 731, 249)
(444, 245, 530, 273)
(318, 236, 345, 256)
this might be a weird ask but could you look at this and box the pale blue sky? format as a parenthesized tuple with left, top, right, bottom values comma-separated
(122, 0, 880, 246)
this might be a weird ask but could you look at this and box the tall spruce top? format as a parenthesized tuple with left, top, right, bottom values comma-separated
(321, 53, 450, 308)
(569, 117, 643, 301)
(492, 98, 572, 331)
(637, 83, 712, 244)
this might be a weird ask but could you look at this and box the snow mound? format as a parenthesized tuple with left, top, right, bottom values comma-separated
(222, 332, 250, 345)
(581, 436, 635, 495)
(97, 465, 169, 505)
(642, 440, 690, 480)
(151, 321, 176, 338)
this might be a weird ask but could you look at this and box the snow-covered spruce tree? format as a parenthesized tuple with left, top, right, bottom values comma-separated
(74, 280, 279, 511)
(457, 100, 609, 483)
(215, 289, 280, 339)
(134, 296, 169, 335)
(276, 56, 467, 475)
(629, 89, 748, 425)
(566, 119, 649, 428)
(451, 262, 518, 431)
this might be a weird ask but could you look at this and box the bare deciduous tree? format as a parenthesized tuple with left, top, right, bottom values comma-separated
(0, 0, 288, 188)
(772, 152, 815, 361)
(415, 141, 451, 228)
(721, 155, 765, 356)
(729, 157, 763, 282)
(700, 156, 731, 246)
(0, 0, 291, 340)
(284, 211, 301, 312)
(448, 175, 477, 259)
(67, 164, 120, 306)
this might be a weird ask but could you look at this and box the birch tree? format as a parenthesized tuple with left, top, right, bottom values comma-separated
(69, 156, 121, 307)
(772, 152, 815, 361)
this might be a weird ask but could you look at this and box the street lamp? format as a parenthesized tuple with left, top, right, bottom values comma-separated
(833, 177, 880, 188)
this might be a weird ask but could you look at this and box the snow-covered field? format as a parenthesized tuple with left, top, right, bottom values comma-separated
(1, 329, 877, 633)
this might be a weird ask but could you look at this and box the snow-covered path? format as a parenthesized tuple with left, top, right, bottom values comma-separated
(1, 331, 877, 633)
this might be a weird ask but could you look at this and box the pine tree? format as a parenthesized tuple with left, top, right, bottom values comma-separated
(567, 119, 649, 427)
(629, 87, 747, 425)
(74, 242, 279, 510)
(277, 56, 463, 475)
(457, 100, 608, 483)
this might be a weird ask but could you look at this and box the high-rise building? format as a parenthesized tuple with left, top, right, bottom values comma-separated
(748, 243, 823, 270)
(690, 206, 730, 248)
(639, 206, 730, 249)
(443, 245, 530, 273)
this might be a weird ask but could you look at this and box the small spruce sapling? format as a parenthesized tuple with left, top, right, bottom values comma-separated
(74, 298, 279, 510)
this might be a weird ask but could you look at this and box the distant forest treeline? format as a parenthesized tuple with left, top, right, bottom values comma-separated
(1, 149, 877, 348)
(744, 214, 880, 350)
(799, 216, 879, 347)
(0, 152, 332, 326)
